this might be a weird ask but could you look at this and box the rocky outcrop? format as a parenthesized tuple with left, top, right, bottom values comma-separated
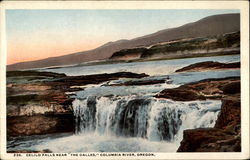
(177, 94, 241, 152)
(155, 77, 240, 101)
(215, 95, 241, 131)
(220, 81, 240, 94)
(175, 61, 240, 72)
(110, 48, 146, 60)
(7, 114, 75, 136)
(51, 72, 148, 88)
(159, 77, 242, 152)
(108, 79, 166, 86)
(155, 88, 205, 101)
(7, 71, 148, 137)
(153, 57, 241, 152)
(177, 128, 240, 152)
(7, 70, 66, 78)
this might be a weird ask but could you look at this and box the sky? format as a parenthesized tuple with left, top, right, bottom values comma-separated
(6, 9, 239, 65)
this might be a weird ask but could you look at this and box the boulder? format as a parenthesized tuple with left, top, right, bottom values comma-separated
(155, 88, 205, 101)
(177, 128, 241, 152)
(7, 114, 75, 136)
(215, 95, 241, 131)
(220, 81, 240, 94)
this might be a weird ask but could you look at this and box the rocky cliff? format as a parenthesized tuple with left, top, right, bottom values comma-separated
(110, 31, 240, 61)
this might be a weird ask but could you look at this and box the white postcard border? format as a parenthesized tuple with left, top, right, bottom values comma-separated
(0, 1, 249, 160)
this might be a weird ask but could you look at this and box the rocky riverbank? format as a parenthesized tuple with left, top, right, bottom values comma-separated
(177, 94, 241, 152)
(7, 71, 148, 137)
(155, 68, 240, 151)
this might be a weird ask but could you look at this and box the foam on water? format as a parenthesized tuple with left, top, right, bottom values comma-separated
(74, 83, 179, 99)
(28, 97, 221, 152)
(33, 133, 179, 152)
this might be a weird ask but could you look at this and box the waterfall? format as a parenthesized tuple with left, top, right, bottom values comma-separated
(72, 96, 221, 142)
(9, 92, 222, 153)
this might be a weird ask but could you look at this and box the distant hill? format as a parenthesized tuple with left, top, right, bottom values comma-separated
(7, 13, 240, 71)
(110, 32, 240, 61)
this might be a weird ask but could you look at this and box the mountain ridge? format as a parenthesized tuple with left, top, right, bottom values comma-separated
(7, 13, 240, 71)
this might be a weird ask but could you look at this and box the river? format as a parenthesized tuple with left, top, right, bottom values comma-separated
(7, 55, 240, 152)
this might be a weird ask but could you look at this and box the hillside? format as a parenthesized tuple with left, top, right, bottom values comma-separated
(110, 31, 240, 61)
(7, 13, 240, 71)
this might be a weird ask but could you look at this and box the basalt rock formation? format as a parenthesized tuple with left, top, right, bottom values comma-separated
(155, 77, 240, 101)
(110, 31, 240, 61)
(7, 71, 148, 137)
(156, 77, 241, 152)
(177, 94, 241, 152)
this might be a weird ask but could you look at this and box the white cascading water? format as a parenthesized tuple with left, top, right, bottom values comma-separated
(72, 96, 221, 143)
(8, 95, 221, 153)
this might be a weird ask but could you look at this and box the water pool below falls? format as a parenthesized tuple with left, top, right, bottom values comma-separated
(67, 95, 221, 152)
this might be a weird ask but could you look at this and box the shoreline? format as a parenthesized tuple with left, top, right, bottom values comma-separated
(13, 53, 239, 72)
